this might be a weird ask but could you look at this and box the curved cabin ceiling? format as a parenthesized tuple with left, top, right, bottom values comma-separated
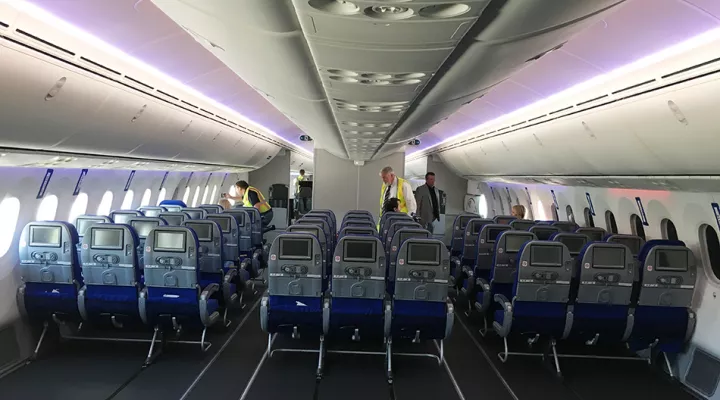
(4, 0, 720, 173)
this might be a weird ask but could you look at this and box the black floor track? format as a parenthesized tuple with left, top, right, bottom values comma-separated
(0, 292, 700, 400)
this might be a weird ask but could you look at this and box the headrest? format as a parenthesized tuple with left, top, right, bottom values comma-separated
(638, 239, 687, 263)
(159, 200, 187, 208)
(529, 225, 562, 240)
(509, 219, 535, 231)
(552, 221, 578, 232)
(110, 210, 143, 223)
(550, 232, 589, 255)
(605, 234, 646, 256)
(309, 209, 336, 221)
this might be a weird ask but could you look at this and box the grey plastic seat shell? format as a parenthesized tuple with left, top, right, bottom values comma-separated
(339, 226, 377, 238)
(138, 206, 166, 218)
(332, 236, 386, 299)
(451, 213, 477, 254)
(638, 245, 696, 307)
(381, 215, 415, 242)
(606, 234, 645, 257)
(158, 212, 191, 226)
(206, 213, 240, 263)
(493, 215, 517, 225)
(529, 225, 561, 241)
(297, 218, 332, 245)
(110, 210, 144, 224)
(492, 231, 538, 283)
(552, 221, 578, 233)
(576, 227, 607, 242)
(74, 215, 112, 238)
(509, 219, 535, 231)
(199, 204, 223, 214)
(576, 243, 635, 305)
(182, 207, 208, 220)
(384, 222, 423, 250)
(267, 233, 324, 297)
(220, 210, 252, 252)
(80, 224, 139, 287)
(394, 238, 450, 302)
(388, 228, 431, 285)
(287, 224, 328, 268)
(128, 217, 167, 238)
(19, 222, 78, 285)
(143, 226, 200, 289)
(183, 220, 223, 274)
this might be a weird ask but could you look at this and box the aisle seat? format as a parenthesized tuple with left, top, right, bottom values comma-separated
(387, 228, 430, 295)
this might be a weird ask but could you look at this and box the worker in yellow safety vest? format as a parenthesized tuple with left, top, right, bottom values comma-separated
(378, 166, 417, 229)
(224, 180, 274, 229)
(296, 169, 305, 195)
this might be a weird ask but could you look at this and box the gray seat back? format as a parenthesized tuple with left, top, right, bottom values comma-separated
(297, 218, 332, 247)
(529, 225, 562, 241)
(343, 215, 374, 226)
(20, 221, 80, 284)
(220, 210, 251, 252)
(158, 212, 190, 226)
(553, 221, 578, 233)
(509, 219, 535, 231)
(552, 233, 588, 260)
(382, 215, 414, 242)
(226, 208, 261, 248)
(332, 236, 386, 299)
(182, 207, 208, 220)
(395, 238, 450, 302)
(492, 231, 537, 283)
(128, 217, 168, 267)
(163, 205, 183, 212)
(343, 220, 376, 230)
(451, 213, 477, 255)
(639, 245, 696, 307)
(183, 220, 223, 274)
(462, 218, 493, 261)
(606, 234, 645, 258)
(389, 228, 431, 286)
(515, 241, 573, 303)
(385, 222, 422, 250)
(339, 226, 377, 239)
(287, 224, 328, 269)
(576, 243, 634, 305)
(81, 224, 139, 287)
(576, 227, 607, 242)
(493, 215, 517, 225)
(138, 206, 166, 218)
(206, 213, 240, 263)
(199, 204, 222, 214)
(380, 211, 411, 233)
(267, 233, 323, 297)
(75, 215, 112, 239)
(308, 209, 337, 232)
(110, 210, 144, 224)
(144, 227, 199, 289)
(305, 212, 336, 236)
(476, 224, 512, 272)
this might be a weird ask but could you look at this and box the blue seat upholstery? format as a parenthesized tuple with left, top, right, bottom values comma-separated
(493, 241, 574, 340)
(392, 238, 453, 341)
(569, 242, 635, 344)
(576, 227, 607, 242)
(18, 221, 82, 323)
(387, 228, 430, 295)
(138, 206, 167, 218)
(462, 224, 511, 299)
(261, 233, 326, 337)
(158, 211, 190, 226)
(199, 204, 223, 214)
(182, 207, 208, 220)
(110, 210, 144, 224)
(128, 217, 167, 269)
(631, 240, 696, 353)
(529, 225, 561, 241)
(140, 226, 220, 330)
(330, 236, 387, 340)
(184, 220, 240, 308)
(455, 218, 493, 287)
(77, 224, 143, 328)
(509, 219, 535, 231)
(474, 231, 536, 319)
(159, 200, 187, 211)
(493, 215, 517, 225)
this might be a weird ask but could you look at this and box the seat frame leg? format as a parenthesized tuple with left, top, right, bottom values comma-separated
(200, 327, 211, 352)
(385, 337, 393, 383)
(498, 336, 510, 363)
(478, 317, 489, 337)
(30, 321, 50, 361)
(549, 339, 562, 378)
(144, 326, 162, 367)
(316, 335, 326, 378)
(438, 339, 444, 365)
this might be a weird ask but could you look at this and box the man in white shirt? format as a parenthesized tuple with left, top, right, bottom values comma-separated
(379, 166, 416, 217)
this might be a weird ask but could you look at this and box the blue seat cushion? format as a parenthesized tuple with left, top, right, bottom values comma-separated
(24, 282, 80, 321)
(330, 297, 384, 337)
(267, 295, 324, 335)
(146, 287, 218, 328)
(84, 285, 140, 322)
(496, 301, 567, 337)
(392, 300, 447, 340)
(571, 303, 629, 342)
(629, 306, 689, 353)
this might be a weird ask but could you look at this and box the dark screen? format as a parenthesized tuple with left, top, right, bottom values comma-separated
(347, 222, 371, 227)
(459, 216, 473, 229)
(505, 235, 530, 253)
(131, 221, 159, 238)
(400, 231, 428, 243)
(293, 228, 320, 238)
(113, 213, 133, 224)
(593, 247, 626, 269)
(187, 223, 212, 241)
(207, 217, 231, 233)
(76, 218, 105, 235)
(553, 222, 577, 233)
(162, 215, 184, 226)
(559, 236, 587, 254)
(530, 246, 562, 266)
(496, 217, 514, 225)
(30, 226, 61, 247)
(91, 228, 123, 250)
(532, 228, 558, 241)
(344, 240, 375, 261)
(408, 243, 440, 264)
(612, 237, 642, 256)
(143, 209, 161, 217)
(185, 210, 203, 219)
(656, 249, 688, 271)
(279, 238, 312, 260)
(472, 221, 486, 235)
(511, 221, 534, 231)
(154, 231, 186, 251)
(487, 228, 507, 243)
(582, 230, 605, 242)
(343, 229, 369, 236)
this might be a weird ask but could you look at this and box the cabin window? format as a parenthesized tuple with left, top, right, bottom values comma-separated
(701, 225, 720, 282)
(584, 207, 595, 227)
(605, 210, 618, 234)
(566, 205, 575, 224)
(140, 189, 152, 207)
(227, 185, 237, 206)
(478, 194, 488, 218)
(97, 191, 113, 216)
(182, 187, 191, 204)
(68, 193, 88, 223)
(550, 206, 559, 221)
(36, 195, 58, 221)
(156, 188, 167, 206)
(191, 186, 201, 207)
(662, 218, 679, 241)
(201, 185, 210, 205)
(210, 185, 218, 204)
(630, 214, 646, 240)
(0, 197, 20, 257)
(121, 190, 134, 210)
(536, 200, 547, 220)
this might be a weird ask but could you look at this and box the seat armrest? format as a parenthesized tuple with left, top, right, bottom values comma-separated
(445, 299, 455, 339)
(492, 294, 513, 337)
(260, 295, 269, 332)
(77, 285, 88, 321)
(138, 287, 148, 325)
(223, 270, 239, 306)
(199, 283, 221, 326)
(685, 309, 696, 343)
(562, 304, 574, 340)
(323, 297, 331, 335)
(474, 278, 492, 314)
(383, 299, 392, 338)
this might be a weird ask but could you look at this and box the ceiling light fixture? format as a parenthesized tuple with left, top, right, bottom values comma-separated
(409, 26, 720, 158)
